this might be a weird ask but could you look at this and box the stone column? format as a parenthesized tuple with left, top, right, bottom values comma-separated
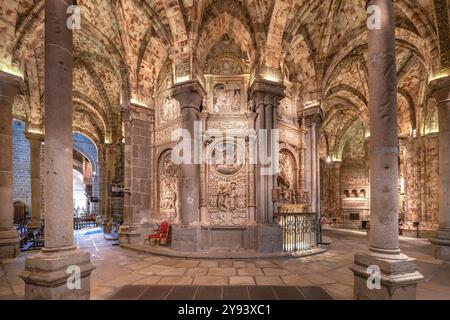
(330, 161, 342, 220)
(249, 79, 285, 253)
(350, 0, 422, 300)
(99, 159, 108, 220)
(171, 81, 204, 224)
(0, 71, 22, 259)
(430, 77, 450, 260)
(169, 81, 204, 252)
(25, 130, 44, 231)
(20, 0, 95, 299)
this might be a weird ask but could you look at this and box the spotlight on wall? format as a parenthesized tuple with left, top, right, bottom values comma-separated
(326, 155, 332, 163)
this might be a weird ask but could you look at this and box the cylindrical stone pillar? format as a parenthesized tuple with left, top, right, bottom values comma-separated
(43, 0, 75, 249)
(179, 105, 200, 224)
(0, 71, 21, 259)
(430, 77, 450, 260)
(171, 81, 204, 225)
(26, 131, 44, 231)
(366, 0, 401, 256)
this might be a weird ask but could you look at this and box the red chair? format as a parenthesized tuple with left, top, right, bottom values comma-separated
(148, 222, 170, 245)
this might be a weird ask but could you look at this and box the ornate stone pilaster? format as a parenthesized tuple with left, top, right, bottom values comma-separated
(0, 71, 22, 259)
(246, 111, 258, 225)
(249, 79, 285, 224)
(25, 130, 44, 231)
(119, 103, 154, 244)
(249, 79, 285, 253)
(300, 105, 323, 215)
(350, 0, 422, 300)
(429, 76, 450, 260)
(198, 111, 209, 224)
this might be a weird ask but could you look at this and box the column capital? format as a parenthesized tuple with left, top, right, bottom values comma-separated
(170, 80, 205, 110)
(249, 79, 286, 109)
(25, 130, 45, 142)
(299, 106, 323, 127)
(429, 76, 450, 103)
(0, 71, 23, 101)
(122, 102, 155, 123)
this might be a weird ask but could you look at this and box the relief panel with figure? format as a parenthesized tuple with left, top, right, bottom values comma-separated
(207, 142, 247, 225)
(158, 150, 180, 223)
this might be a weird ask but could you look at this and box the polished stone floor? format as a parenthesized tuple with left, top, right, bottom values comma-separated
(1, 228, 449, 300)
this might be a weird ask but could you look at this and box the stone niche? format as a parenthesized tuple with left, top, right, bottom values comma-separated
(142, 58, 305, 253)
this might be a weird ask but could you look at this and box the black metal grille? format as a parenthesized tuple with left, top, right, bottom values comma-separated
(276, 213, 318, 252)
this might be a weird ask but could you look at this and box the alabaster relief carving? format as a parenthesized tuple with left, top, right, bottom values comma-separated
(278, 97, 297, 125)
(158, 150, 180, 223)
(277, 151, 296, 203)
(213, 82, 242, 113)
(211, 59, 243, 75)
(155, 123, 182, 144)
(207, 141, 247, 225)
(279, 127, 301, 145)
(160, 95, 180, 123)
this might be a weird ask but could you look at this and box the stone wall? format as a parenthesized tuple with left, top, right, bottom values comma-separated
(402, 134, 439, 233)
(12, 119, 31, 208)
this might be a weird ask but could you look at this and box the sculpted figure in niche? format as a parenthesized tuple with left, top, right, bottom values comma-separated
(213, 83, 241, 113)
(159, 151, 180, 222)
(277, 151, 295, 203)
(161, 182, 176, 211)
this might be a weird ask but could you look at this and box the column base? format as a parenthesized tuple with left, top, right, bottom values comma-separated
(19, 246, 95, 300)
(118, 223, 142, 244)
(431, 230, 450, 261)
(0, 229, 21, 259)
(350, 251, 423, 300)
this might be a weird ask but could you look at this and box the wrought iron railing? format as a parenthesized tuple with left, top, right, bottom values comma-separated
(276, 212, 318, 252)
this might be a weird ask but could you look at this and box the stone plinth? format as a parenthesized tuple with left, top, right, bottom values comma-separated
(20, 247, 95, 300)
(351, 252, 423, 300)
(200, 225, 256, 250)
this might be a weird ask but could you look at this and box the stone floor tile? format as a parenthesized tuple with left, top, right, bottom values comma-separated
(193, 276, 228, 286)
(173, 260, 200, 268)
(185, 267, 209, 276)
(281, 275, 314, 286)
(262, 268, 291, 276)
(208, 267, 237, 276)
(157, 276, 193, 286)
(237, 267, 264, 276)
(254, 276, 284, 286)
(229, 276, 256, 285)
(198, 261, 218, 268)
